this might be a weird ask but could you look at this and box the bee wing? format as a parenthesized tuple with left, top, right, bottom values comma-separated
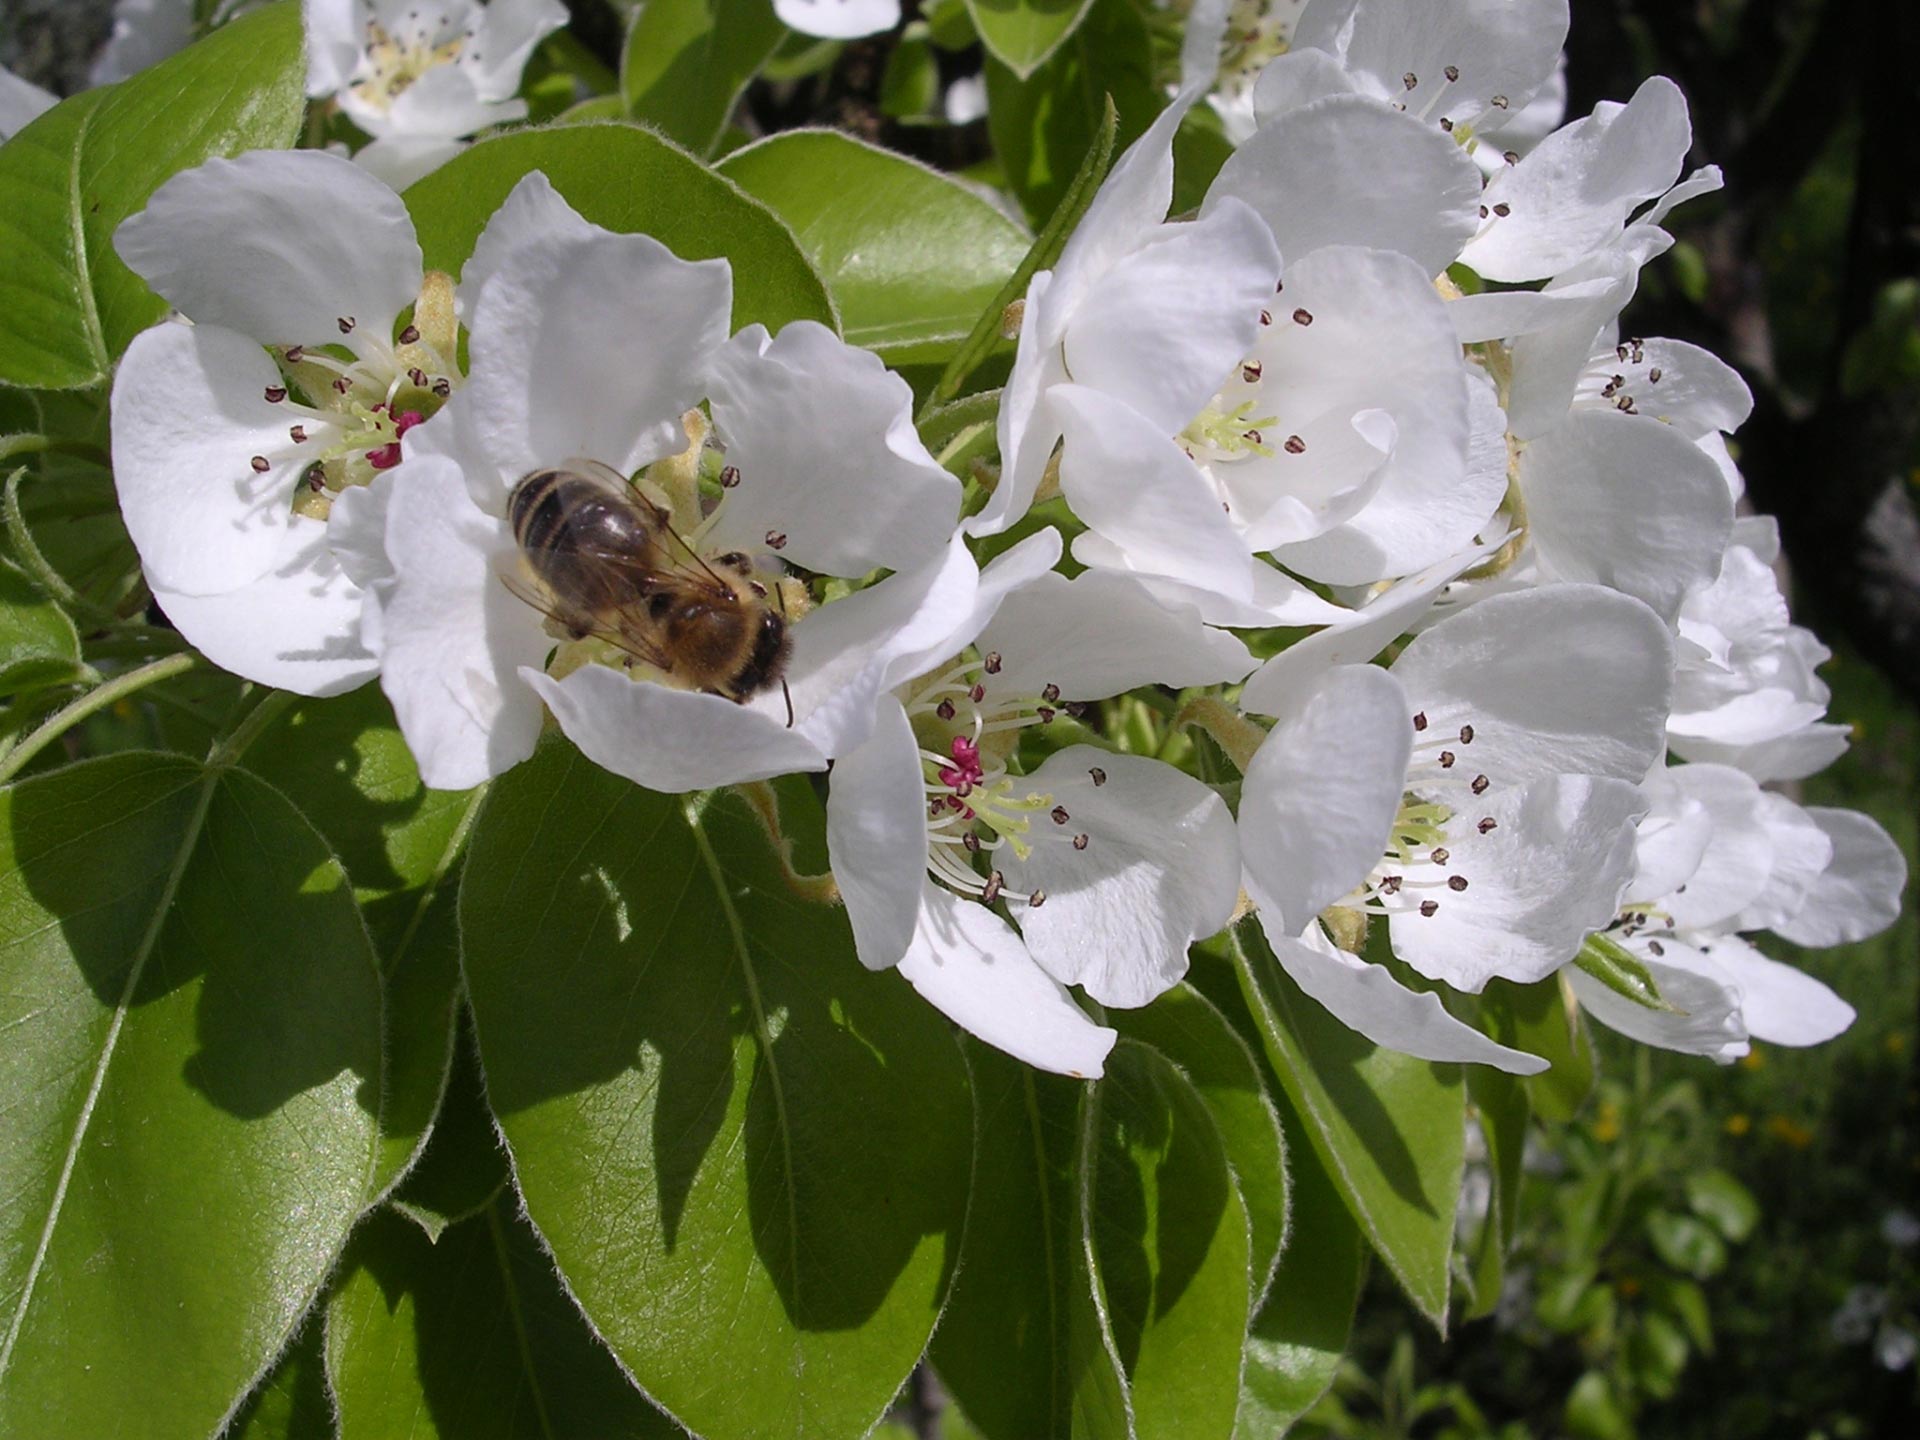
(497, 565, 678, 675)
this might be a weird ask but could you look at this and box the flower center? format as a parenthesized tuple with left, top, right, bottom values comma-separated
(1181, 395, 1280, 466)
(350, 15, 470, 115)
(905, 652, 1092, 909)
(1217, 0, 1301, 94)
(1350, 710, 1497, 920)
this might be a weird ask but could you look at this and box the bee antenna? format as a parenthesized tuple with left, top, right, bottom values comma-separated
(782, 676, 794, 729)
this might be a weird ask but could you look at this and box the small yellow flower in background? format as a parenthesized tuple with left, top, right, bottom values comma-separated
(1725, 1113, 1752, 1137)
(1592, 1101, 1622, 1143)
(1739, 1048, 1767, 1070)
(1765, 1114, 1815, 1149)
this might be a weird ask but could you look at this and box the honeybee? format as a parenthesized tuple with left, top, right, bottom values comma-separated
(504, 459, 791, 708)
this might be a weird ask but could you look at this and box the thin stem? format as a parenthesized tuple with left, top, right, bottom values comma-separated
(0, 653, 200, 785)
(4, 467, 119, 628)
(207, 688, 298, 769)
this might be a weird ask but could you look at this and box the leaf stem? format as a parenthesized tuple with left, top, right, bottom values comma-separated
(0, 653, 200, 785)
(915, 96, 1121, 422)
(206, 687, 299, 769)
(4, 467, 120, 628)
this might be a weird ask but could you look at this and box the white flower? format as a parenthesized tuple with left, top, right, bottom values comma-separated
(1237, 585, 1672, 1066)
(110, 149, 468, 696)
(1178, 0, 1310, 143)
(824, 530, 1254, 1076)
(356, 177, 962, 791)
(1574, 762, 1905, 1058)
(305, 0, 568, 187)
(772, 0, 900, 42)
(1668, 518, 1852, 781)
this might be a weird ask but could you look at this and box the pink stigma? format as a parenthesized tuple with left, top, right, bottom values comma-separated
(937, 734, 984, 792)
(367, 409, 425, 471)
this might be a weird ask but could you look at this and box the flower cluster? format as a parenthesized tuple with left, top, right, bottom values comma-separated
(108, 0, 1902, 1080)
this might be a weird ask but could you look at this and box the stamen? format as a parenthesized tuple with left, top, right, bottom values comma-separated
(1089, 767, 1106, 786)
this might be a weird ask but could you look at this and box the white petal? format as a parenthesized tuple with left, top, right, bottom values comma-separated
(374, 59, 521, 142)
(704, 322, 960, 575)
(773, 0, 901, 41)
(111, 322, 312, 594)
(457, 172, 597, 319)
(1240, 665, 1412, 932)
(1389, 584, 1675, 786)
(1389, 775, 1646, 990)
(1771, 808, 1908, 947)
(974, 570, 1253, 702)
(1070, 532, 1352, 629)
(1250, 47, 1362, 118)
(1641, 163, 1723, 227)
(351, 135, 469, 191)
(973, 271, 1064, 538)
(1572, 940, 1748, 1061)
(303, 0, 360, 96)
(1053, 384, 1255, 601)
(825, 696, 930, 972)
(1657, 764, 1773, 931)
(1262, 921, 1549, 1073)
(1503, 252, 1647, 439)
(1628, 770, 1714, 903)
(1728, 793, 1833, 934)
(1004, 748, 1240, 1009)
(324, 467, 399, 591)
(1208, 95, 1484, 276)
(468, 0, 571, 101)
(1702, 934, 1854, 1048)
(1522, 407, 1735, 623)
(1237, 529, 1507, 711)
(0, 65, 55, 140)
(1668, 725, 1851, 785)
(1461, 76, 1691, 281)
(1063, 200, 1282, 437)
(372, 456, 549, 790)
(898, 883, 1117, 1078)
(462, 226, 732, 489)
(525, 665, 827, 793)
(152, 516, 376, 697)
(1574, 337, 1751, 440)
(115, 150, 423, 350)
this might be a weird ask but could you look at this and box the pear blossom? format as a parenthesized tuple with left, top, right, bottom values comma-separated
(304, 0, 568, 188)
(1668, 518, 1853, 781)
(1575, 762, 1906, 1058)
(354, 177, 962, 791)
(110, 148, 469, 696)
(824, 530, 1254, 1076)
(1176, 0, 1310, 143)
(1237, 585, 1673, 1068)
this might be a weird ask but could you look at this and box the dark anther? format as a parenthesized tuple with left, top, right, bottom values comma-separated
(1292, 307, 1314, 326)
(1242, 361, 1263, 384)
(969, 683, 986, 703)
(1380, 875, 1403, 895)
(1089, 767, 1107, 786)
(398, 324, 420, 345)
(1073, 834, 1089, 850)
(1438, 750, 1456, 768)
(1041, 682, 1061, 703)
(1477, 817, 1497, 834)
(264, 385, 287, 403)
(1491, 94, 1509, 108)
(1480, 205, 1490, 219)
(765, 530, 787, 550)
(1648, 940, 1665, 956)
(307, 468, 326, 492)
(1492, 203, 1511, 216)
(1444, 64, 1460, 82)
(1412, 711, 1429, 731)
(936, 698, 957, 721)
(1259, 309, 1273, 326)
(1037, 705, 1056, 723)
(409, 367, 429, 387)
(1649, 368, 1662, 384)
(720, 465, 741, 488)
(1440, 117, 1454, 132)
(1459, 724, 1474, 744)
(1403, 72, 1418, 90)
(333, 377, 352, 394)
(982, 872, 1005, 903)
(963, 833, 981, 853)
(337, 316, 356, 333)
(1503, 150, 1519, 165)
(432, 378, 451, 397)
(1448, 875, 1469, 892)
(983, 651, 1003, 674)
(1430, 847, 1450, 865)
(1470, 774, 1490, 794)
(284, 345, 304, 362)
(249, 455, 270, 473)
(1419, 900, 1440, 917)
(289, 425, 308, 443)
(1284, 435, 1306, 455)
(1244, 428, 1263, 446)
(1051, 806, 1070, 825)
(1064, 701, 1089, 719)
(1027, 890, 1047, 908)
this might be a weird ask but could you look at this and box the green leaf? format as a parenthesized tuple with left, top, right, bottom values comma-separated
(1110, 982, 1287, 1298)
(931, 1041, 1131, 1440)
(718, 130, 1031, 364)
(0, 752, 381, 1438)
(1479, 974, 1596, 1123)
(1564, 1371, 1634, 1440)
(1684, 1168, 1759, 1244)
(986, 0, 1158, 224)
(1576, 933, 1673, 1011)
(405, 124, 835, 337)
(1645, 1209, 1729, 1280)
(242, 687, 480, 1195)
(4, 454, 138, 623)
(967, 0, 1099, 78)
(1220, 923, 1465, 1327)
(0, 2, 306, 389)
(460, 743, 972, 1440)
(1238, 1097, 1367, 1435)
(388, 1030, 510, 1244)
(1627, 1310, 1691, 1400)
(224, 1311, 334, 1440)
(880, 30, 942, 120)
(1091, 1040, 1252, 1440)
(0, 559, 83, 696)
(328, 1199, 683, 1438)
(1171, 104, 1236, 215)
(620, 0, 785, 156)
